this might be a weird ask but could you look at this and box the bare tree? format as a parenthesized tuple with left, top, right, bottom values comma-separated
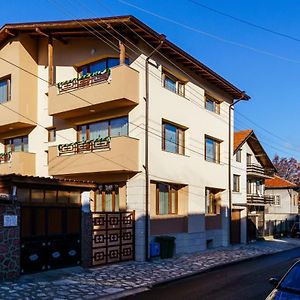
(273, 155, 300, 185)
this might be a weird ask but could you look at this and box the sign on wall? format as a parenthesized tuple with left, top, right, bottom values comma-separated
(3, 215, 18, 227)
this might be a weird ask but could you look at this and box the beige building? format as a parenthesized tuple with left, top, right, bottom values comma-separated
(0, 16, 249, 270)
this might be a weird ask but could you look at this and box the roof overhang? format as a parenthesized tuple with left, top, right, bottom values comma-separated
(0, 15, 250, 100)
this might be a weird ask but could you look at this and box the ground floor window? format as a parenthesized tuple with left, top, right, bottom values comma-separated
(156, 183, 178, 215)
(205, 188, 221, 214)
(95, 184, 120, 212)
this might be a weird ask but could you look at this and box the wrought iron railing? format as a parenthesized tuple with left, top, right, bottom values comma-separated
(0, 152, 11, 163)
(57, 69, 110, 94)
(58, 137, 111, 156)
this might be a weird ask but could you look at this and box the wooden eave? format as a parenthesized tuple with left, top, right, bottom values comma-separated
(0, 15, 250, 100)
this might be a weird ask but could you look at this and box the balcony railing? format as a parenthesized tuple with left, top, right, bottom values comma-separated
(58, 137, 111, 156)
(247, 194, 275, 205)
(56, 69, 110, 94)
(247, 164, 273, 178)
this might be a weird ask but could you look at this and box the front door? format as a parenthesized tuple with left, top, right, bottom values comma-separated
(231, 209, 241, 243)
(20, 206, 81, 274)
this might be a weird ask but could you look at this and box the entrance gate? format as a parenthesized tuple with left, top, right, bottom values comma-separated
(21, 206, 81, 274)
(92, 211, 135, 266)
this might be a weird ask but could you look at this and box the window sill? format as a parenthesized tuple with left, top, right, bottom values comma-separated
(232, 191, 241, 194)
(162, 149, 189, 157)
(205, 213, 220, 216)
(204, 159, 221, 165)
(152, 214, 186, 219)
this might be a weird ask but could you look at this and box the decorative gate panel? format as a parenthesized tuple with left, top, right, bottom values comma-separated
(92, 211, 135, 266)
(21, 206, 81, 274)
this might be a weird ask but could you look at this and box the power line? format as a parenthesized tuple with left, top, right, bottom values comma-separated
(188, 0, 300, 43)
(48, 0, 300, 159)
(117, 0, 300, 64)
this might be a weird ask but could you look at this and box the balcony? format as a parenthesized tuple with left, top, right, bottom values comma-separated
(48, 136, 139, 180)
(0, 152, 36, 176)
(48, 65, 139, 120)
(247, 164, 274, 179)
(247, 194, 275, 205)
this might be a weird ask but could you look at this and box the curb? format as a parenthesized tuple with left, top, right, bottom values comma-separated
(101, 244, 300, 299)
(151, 245, 299, 288)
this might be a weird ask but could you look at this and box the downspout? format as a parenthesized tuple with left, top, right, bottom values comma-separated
(144, 35, 165, 261)
(228, 93, 247, 244)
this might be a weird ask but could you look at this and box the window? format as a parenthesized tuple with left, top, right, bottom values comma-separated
(78, 57, 129, 76)
(5, 135, 28, 152)
(236, 149, 242, 162)
(205, 136, 220, 163)
(205, 188, 220, 214)
(205, 95, 220, 114)
(293, 194, 298, 207)
(77, 116, 128, 141)
(162, 70, 185, 96)
(162, 121, 185, 155)
(247, 153, 252, 165)
(0, 76, 11, 103)
(233, 175, 240, 192)
(274, 195, 280, 206)
(156, 183, 178, 215)
(47, 128, 56, 142)
(95, 184, 119, 212)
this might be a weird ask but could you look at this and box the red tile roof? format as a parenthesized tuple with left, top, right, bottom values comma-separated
(234, 130, 253, 152)
(265, 175, 297, 188)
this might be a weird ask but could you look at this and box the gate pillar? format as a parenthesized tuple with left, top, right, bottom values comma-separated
(81, 191, 92, 268)
(0, 200, 20, 281)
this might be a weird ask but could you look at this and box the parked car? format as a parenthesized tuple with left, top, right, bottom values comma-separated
(266, 260, 300, 299)
(291, 222, 300, 238)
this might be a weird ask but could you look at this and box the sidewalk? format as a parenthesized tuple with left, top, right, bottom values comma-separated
(1, 238, 300, 300)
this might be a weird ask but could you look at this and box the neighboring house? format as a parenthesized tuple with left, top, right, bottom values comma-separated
(232, 130, 276, 242)
(0, 16, 249, 279)
(265, 176, 299, 227)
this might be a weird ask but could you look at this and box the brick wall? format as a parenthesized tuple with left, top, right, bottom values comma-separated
(0, 203, 20, 281)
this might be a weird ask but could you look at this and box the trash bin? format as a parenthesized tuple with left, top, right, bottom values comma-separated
(150, 242, 160, 257)
(155, 236, 176, 259)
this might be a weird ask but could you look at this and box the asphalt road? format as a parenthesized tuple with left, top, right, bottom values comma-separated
(125, 247, 300, 300)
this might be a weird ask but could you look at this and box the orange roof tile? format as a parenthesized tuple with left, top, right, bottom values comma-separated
(234, 130, 253, 152)
(265, 175, 297, 188)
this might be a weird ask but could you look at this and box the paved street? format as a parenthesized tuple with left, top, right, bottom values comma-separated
(127, 247, 300, 300)
(0, 238, 300, 299)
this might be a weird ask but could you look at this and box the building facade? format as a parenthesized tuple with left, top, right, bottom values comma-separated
(0, 16, 250, 277)
(265, 176, 299, 225)
(232, 130, 276, 242)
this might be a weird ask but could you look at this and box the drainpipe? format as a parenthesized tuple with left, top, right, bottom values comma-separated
(144, 35, 165, 261)
(228, 93, 247, 244)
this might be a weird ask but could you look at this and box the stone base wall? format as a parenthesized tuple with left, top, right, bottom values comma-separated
(0, 203, 20, 281)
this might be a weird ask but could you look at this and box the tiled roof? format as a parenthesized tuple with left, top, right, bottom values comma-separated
(234, 130, 253, 152)
(0, 16, 250, 100)
(265, 175, 297, 188)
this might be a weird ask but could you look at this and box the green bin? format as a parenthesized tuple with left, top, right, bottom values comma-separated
(155, 236, 176, 259)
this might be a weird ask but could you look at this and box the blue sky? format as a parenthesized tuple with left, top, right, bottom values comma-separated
(1, 0, 300, 160)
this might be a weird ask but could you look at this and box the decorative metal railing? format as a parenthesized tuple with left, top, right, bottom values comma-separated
(91, 211, 135, 266)
(58, 137, 111, 156)
(56, 69, 111, 94)
(0, 152, 11, 163)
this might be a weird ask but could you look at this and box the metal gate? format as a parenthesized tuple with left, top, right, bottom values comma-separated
(92, 211, 135, 266)
(21, 206, 81, 274)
